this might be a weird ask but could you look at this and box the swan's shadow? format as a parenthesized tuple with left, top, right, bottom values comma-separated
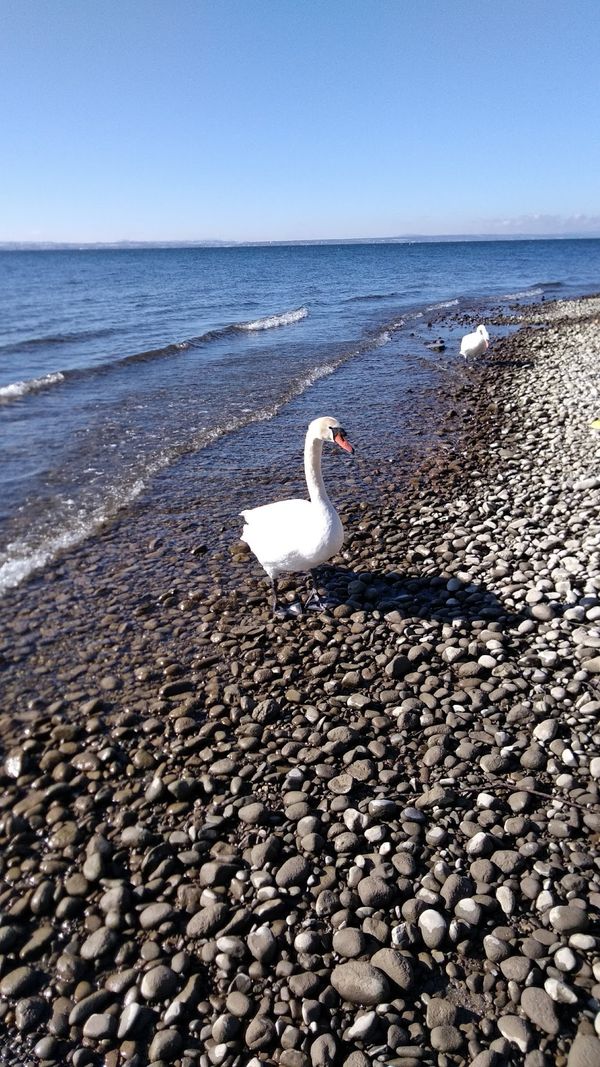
(309, 564, 522, 625)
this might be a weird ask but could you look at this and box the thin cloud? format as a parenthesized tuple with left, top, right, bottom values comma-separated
(481, 214, 600, 235)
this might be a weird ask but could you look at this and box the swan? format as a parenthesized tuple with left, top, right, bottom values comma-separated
(460, 324, 489, 359)
(240, 416, 355, 616)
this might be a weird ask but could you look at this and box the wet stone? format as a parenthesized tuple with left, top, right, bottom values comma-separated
(0, 967, 40, 997)
(148, 1028, 183, 1062)
(80, 926, 118, 960)
(140, 964, 179, 1000)
(15, 996, 48, 1033)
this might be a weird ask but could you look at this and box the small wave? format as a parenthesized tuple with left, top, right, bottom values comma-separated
(1, 307, 312, 391)
(503, 286, 544, 300)
(0, 352, 345, 595)
(0, 327, 117, 356)
(425, 299, 459, 310)
(237, 307, 308, 331)
(346, 291, 399, 303)
(0, 483, 144, 595)
(374, 329, 391, 347)
(0, 371, 65, 403)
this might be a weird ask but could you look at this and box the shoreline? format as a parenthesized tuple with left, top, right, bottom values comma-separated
(1, 296, 600, 1065)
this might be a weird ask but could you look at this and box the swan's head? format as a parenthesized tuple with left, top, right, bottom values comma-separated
(310, 416, 355, 454)
(477, 325, 489, 341)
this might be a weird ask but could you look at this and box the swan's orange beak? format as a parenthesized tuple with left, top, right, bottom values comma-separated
(334, 430, 355, 455)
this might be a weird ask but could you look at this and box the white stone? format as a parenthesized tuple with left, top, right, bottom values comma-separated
(497, 886, 516, 915)
(416, 888, 440, 905)
(590, 757, 600, 779)
(391, 923, 408, 946)
(544, 977, 578, 1004)
(346, 1011, 377, 1041)
(455, 898, 480, 923)
(533, 719, 558, 743)
(569, 933, 595, 950)
(536, 889, 555, 912)
(418, 909, 447, 949)
(344, 808, 368, 832)
(554, 946, 577, 972)
(466, 831, 490, 856)
(426, 827, 446, 846)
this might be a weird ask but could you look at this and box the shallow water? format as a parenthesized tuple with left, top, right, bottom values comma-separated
(1, 238, 599, 592)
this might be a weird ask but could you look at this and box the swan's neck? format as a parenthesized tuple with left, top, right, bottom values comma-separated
(304, 435, 331, 506)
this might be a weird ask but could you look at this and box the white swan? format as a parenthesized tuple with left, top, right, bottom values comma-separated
(240, 416, 354, 616)
(460, 324, 489, 359)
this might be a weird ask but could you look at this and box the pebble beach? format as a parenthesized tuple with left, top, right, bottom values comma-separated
(1, 295, 600, 1066)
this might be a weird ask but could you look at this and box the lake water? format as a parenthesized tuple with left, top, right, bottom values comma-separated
(1, 238, 599, 593)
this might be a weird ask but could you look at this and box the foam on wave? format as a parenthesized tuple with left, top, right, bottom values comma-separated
(0, 307, 312, 396)
(503, 286, 544, 300)
(237, 307, 309, 331)
(0, 372, 65, 403)
(426, 299, 460, 310)
(0, 352, 343, 596)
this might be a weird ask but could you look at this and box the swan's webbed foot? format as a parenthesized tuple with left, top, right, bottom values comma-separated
(304, 595, 325, 612)
(273, 601, 304, 620)
(270, 578, 303, 620)
(305, 572, 336, 612)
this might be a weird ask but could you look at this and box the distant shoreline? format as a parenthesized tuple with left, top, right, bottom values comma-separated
(2, 233, 600, 251)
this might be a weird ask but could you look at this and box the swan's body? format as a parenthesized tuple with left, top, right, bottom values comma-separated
(460, 324, 489, 359)
(240, 416, 354, 614)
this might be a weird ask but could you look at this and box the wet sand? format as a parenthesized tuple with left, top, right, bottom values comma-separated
(0, 296, 600, 1066)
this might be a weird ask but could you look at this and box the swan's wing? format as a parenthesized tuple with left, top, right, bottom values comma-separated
(240, 498, 318, 575)
(240, 498, 310, 527)
(460, 330, 476, 353)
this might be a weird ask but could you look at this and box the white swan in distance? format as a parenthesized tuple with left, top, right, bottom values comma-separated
(460, 324, 489, 359)
(240, 416, 355, 617)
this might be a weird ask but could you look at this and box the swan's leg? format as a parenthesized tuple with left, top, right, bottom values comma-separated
(271, 578, 303, 619)
(305, 570, 333, 612)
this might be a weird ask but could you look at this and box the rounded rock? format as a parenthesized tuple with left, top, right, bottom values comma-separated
(331, 961, 390, 1005)
(418, 909, 447, 949)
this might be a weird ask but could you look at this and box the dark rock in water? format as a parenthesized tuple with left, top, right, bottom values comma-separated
(15, 997, 49, 1033)
(426, 338, 446, 351)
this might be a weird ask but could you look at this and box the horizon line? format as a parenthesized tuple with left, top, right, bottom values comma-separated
(2, 231, 600, 250)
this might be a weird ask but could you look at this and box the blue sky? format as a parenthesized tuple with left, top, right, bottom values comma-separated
(1, 0, 599, 242)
